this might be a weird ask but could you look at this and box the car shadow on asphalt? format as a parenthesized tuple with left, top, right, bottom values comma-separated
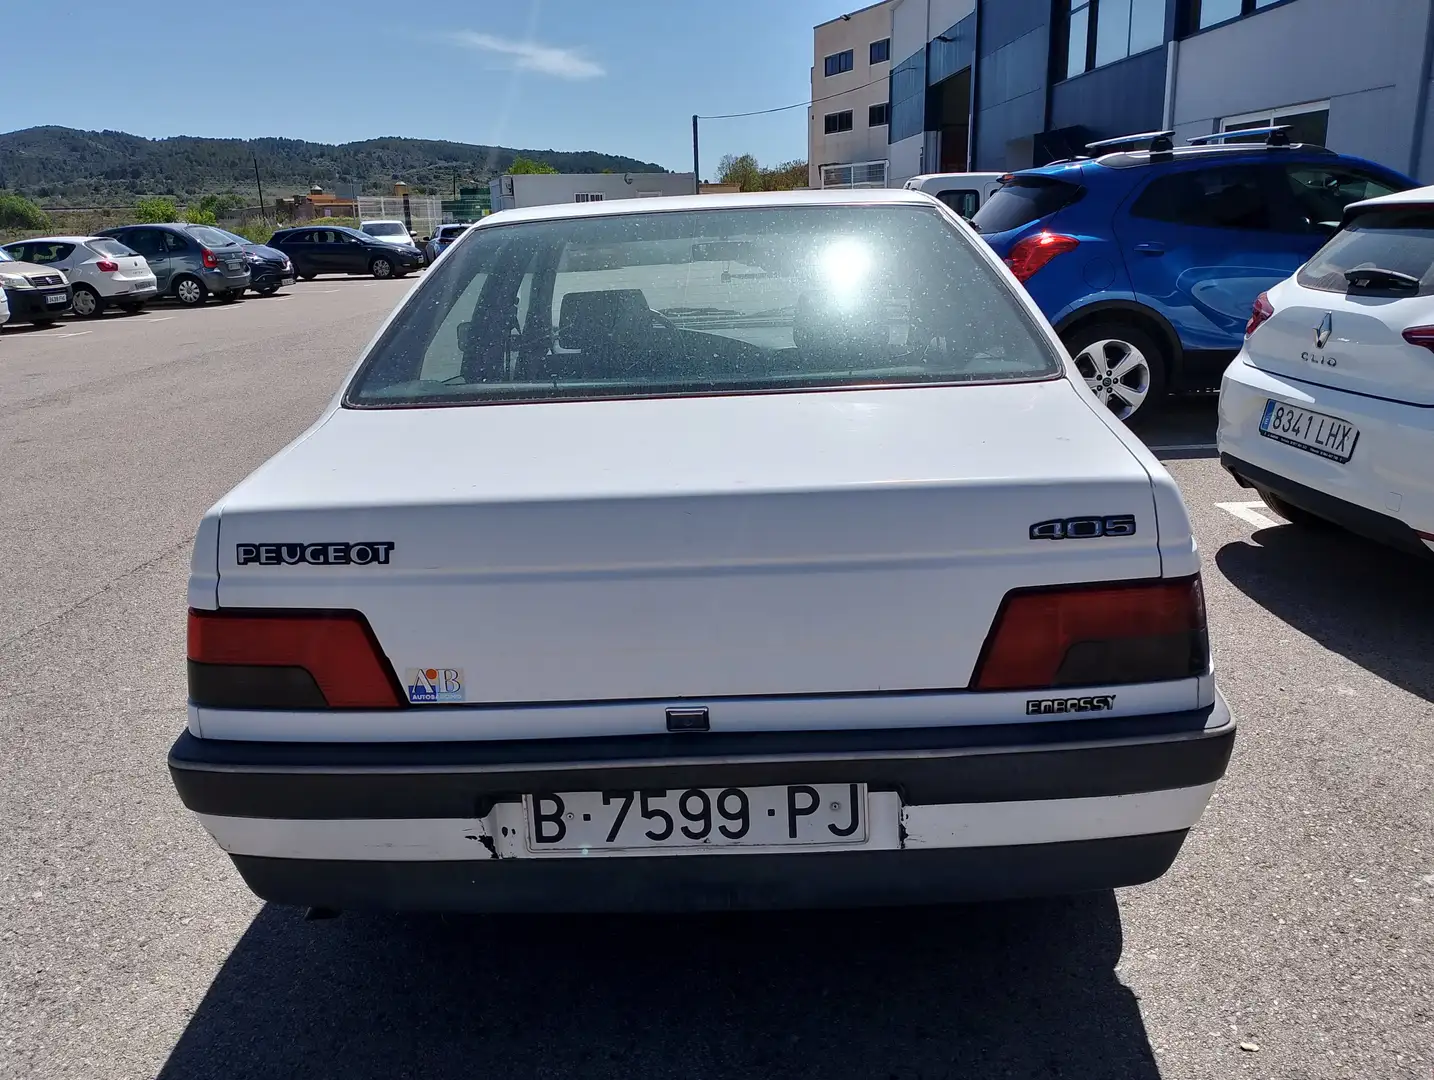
(1217, 524, 1434, 701)
(156, 892, 1158, 1080)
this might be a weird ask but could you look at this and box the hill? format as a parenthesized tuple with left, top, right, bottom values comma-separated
(0, 126, 670, 206)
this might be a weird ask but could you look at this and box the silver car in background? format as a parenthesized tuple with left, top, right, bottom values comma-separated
(2, 236, 158, 317)
(97, 223, 250, 307)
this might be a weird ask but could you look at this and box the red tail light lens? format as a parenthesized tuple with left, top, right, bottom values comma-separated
(200, 248, 219, 269)
(972, 577, 1208, 691)
(1402, 325, 1434, 353)
(1004, 232, 1080, 283)
(187, 609, 403, 709)
(1246, 292, 1274, 337)
(95, 259, 119, 273)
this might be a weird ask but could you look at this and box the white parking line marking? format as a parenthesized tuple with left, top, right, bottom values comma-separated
(1216, 501, 1282, 530)
(53, 331, 94, 338)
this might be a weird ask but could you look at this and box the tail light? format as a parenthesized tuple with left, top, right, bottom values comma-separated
(187, 609, 403, 709)
(1246, 291, 1274, 337)
(95, 259, 119, 273)
(200, 248, 219, 269)
(972, 577, 1208, 691)
(1402, 325, 1434, 353)
(1004, 232, 1079, 283)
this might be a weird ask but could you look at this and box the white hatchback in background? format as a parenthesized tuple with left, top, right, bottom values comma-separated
(1, 236, 158, 318)
(902, 172, 1007, 219)
(1219, 185, 1434, 555)
(170, 190, 1234, 914)
(360, 219, 418, 248)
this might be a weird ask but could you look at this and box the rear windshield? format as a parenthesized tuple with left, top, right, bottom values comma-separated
(364, 222, 407, 237)
(440, 225, 470, 238)
(345, 204, 1059, 408)
(86, 238, 135, 258)
(971, 177, 1081, 234)
(1298, 207, 1434, 296)
(186, 225, 239, 248)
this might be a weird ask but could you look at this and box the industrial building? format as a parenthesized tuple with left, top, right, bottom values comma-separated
(489, 172, 696, 212)
(812, 0, 1434, 187)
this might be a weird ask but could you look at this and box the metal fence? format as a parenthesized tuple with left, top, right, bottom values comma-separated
(356, 195, 443, 234)
(820, 161, 889, 189)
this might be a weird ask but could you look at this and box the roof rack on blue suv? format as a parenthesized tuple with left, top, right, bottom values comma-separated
(971, 129, 1415, 422)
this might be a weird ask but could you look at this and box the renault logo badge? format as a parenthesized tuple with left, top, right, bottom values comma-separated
(1315, 312, 1332, 349)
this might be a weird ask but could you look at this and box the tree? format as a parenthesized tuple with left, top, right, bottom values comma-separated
(509, 156, 558, 175)
(759, 159, 808, 191)
(717, 153, 761, 192)
(0, 191, 51, 230)
(135, 196, 178, 223)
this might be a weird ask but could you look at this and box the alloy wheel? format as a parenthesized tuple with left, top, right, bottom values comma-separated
(1073, 338, 1152, 421)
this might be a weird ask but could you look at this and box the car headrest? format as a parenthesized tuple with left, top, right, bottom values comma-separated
(557, 289, 654, 351)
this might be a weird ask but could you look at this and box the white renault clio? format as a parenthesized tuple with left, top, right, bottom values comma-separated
(1219, 185, 1434, 555)
(171, 190, 1234, 913)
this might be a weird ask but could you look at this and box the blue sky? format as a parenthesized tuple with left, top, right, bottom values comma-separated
(0, 0, 857, 175)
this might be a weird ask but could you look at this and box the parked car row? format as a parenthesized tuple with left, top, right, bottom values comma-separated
(0, 220, 449, 328)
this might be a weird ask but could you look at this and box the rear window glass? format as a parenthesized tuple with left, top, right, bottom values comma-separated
(971, 178, 1080, 233)
(364, 222, 407, 236)
(87, 238, 135, 258)
(345, 205, 1059, 408)
(186, 226, 238, 248)
(1298, 207, 1434, 295)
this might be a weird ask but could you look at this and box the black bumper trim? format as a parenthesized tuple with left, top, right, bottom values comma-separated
(1221, 453, 1432, 555)
(230, 831, 1192, 912)
(170, 695, 1234, 819)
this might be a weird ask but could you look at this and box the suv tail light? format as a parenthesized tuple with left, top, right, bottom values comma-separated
(1246, 291, 1274, 337)
(95, 259, 119, 273)
(1402, 325, 1434, 353)
(200, 248, 219, 269)
(1004, 232, 1080, 283)
(187, 609, 403, 709)
(972, 577, 1208, 691)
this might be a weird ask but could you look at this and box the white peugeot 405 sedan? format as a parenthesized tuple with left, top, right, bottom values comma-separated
(171, 190, 1234, 913)
(1219, 185, 1434, 555)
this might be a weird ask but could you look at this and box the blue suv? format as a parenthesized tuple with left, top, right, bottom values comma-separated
(971, 129, 1415, 422)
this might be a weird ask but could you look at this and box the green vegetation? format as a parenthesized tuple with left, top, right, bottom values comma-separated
(509, 156, 560, 175)
(134, 196, 178, 223)
(716, 154, 809, 192)
(0, 191, 51, 230)
(0, 126, 669, 206)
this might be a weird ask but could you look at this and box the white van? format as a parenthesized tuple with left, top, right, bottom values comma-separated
(902, 173, 1007, 219)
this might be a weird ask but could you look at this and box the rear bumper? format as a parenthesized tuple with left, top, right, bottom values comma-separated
(199, 267, 250, 293)
(170, 694, 1235, 912)
(248, 264, 293, 288)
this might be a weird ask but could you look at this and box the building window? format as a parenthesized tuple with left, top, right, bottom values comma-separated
(870, 38, 890, 64)
(574, 193, 604, 203)
(869, 102, 890, 127)
(1063, 0, 1165, 78)
(1192, 0, 1283, 30)
(824, 110, 854, 134)
(1220, 101, 1330, 146)
(821, 161, 888, 189)
(824, 49, 854, 77)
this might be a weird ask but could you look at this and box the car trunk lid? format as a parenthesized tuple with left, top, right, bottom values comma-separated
(212, 380, 1163, 705)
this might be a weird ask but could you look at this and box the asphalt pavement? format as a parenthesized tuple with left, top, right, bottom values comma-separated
(1, 282, 1430, 1080)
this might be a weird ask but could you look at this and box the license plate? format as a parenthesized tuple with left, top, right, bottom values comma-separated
(1259, 399, 1359, 463)
(45, 293, 67, 304)
(525, 783, 868, 853)
(226, 262, 243, 271)
(281, 276, 294, 286)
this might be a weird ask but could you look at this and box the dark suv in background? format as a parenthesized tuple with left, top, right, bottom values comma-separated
(971, 128, 1415, 422)
(267, 226, 424, 280)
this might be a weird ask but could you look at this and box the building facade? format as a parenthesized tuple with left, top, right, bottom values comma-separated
(489, 172, 696, 212)
(811, 0, 1434, 187)
(809, 0, 898, 188)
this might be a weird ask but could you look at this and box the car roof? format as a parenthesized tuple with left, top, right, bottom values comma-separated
(1345, 182, 1434, 213)
(361, 219, 406, 226)
(6, 235, 101, 244)
(484, 188, 933, 227)
(1020, 143, 1340, 178)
